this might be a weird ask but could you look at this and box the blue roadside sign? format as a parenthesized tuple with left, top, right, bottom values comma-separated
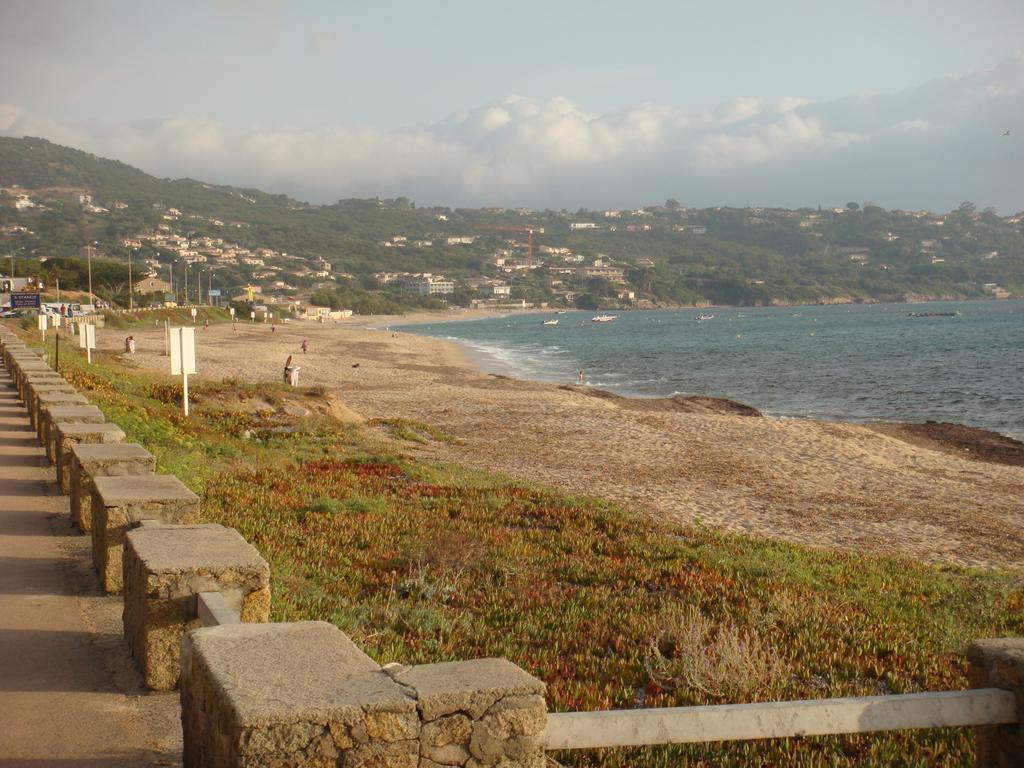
(11, 292, 41, 309)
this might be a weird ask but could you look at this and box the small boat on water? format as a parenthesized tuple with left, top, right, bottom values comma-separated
(591, 314, 618, 323)
(696, 313, 714, 321)
(542, 319, 559, 326)
(908, 311, 960, 317)
(555, 310, 568, 314)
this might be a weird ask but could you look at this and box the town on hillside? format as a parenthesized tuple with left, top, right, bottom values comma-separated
(1, 138, 1022, 313)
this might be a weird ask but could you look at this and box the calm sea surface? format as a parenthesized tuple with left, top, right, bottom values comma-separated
(398, 300, 1024, 439)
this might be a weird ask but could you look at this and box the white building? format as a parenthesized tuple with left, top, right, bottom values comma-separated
(404, 276, 455, 295)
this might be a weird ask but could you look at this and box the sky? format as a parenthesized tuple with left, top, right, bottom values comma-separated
(1, 0, 1022, 212)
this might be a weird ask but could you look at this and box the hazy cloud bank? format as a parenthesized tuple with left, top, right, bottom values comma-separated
(2, 53, 1022, 212)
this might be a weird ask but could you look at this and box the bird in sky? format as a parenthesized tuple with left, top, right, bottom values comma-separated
(1002, 130, 1011, 136)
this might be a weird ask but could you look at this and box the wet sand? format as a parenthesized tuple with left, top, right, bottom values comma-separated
(104, 318, 1024, 571)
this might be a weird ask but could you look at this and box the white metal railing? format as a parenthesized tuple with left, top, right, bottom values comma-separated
(197, 591, 241, 627)
(544, 689, 1018, 751)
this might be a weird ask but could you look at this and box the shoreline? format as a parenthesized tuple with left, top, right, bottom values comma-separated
(386, 300, 1024, 442)
(91, 316, 1024, 570)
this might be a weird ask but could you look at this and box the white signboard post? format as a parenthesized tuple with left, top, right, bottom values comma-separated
(38, 313, 48, 342)
(169, 326, 197, 416)
(79, 323, 96, 364)
(191, 307, 197, 323)
(250, 311, 255, 323)
(229, 307, 235, 317)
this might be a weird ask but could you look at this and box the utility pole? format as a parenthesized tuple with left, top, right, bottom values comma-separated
(127, 247, 134, 310)
(87, 244, 94, 303)
(183, 260, 188, 305)
(197, 268, 201, 306)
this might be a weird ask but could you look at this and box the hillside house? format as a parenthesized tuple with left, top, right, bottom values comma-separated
(403, 275, 455, 295)
(134, 276, 172, 295)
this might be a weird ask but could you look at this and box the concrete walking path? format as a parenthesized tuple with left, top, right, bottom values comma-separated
(0, 363, 181, 767)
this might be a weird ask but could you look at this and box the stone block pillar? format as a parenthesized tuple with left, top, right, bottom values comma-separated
(20, 374, 67, 406)
(70, 443, 155, 532)
(123, 523, 270, 690)
(90, 474, 200, 593)
(968, 638, 1024, 767)
(54, 422, 125, 493)
(35, 392, 89, 445)
(180, 621, 420, 767)
(44, 405, 106, 464)
(393, 658, 547, 768)
(179, 621, 547, 768)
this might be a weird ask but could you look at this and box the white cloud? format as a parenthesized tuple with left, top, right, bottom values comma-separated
(713, 96, 761, 124)
(2, 53, 1022, 211)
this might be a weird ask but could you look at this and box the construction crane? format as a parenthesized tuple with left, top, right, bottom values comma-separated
(474, 226, 538, 267)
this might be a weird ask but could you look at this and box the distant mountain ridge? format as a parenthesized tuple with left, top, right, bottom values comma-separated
(0, 136, 304, 219)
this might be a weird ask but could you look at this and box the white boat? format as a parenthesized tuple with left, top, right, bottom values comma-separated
(542, 319, 559, 325)
(696, 313, 714, 321)
(555, 310, 568, 314)
(591, 314, 618, 323)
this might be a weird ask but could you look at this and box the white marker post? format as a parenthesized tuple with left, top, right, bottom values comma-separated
(38, 313, 48, 342)
(250, 311, 255, 323)
(229, 307, 235, 317)
(79, 323, 96, 364)
(169, 326, 197, 416)
(191, 307, 197, 324)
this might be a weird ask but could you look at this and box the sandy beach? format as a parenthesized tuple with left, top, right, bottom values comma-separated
(103, 317, 1024, 571)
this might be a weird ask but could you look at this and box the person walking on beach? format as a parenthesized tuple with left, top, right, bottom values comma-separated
(204, 318, 209, 331)
(301, 339, 308, 354)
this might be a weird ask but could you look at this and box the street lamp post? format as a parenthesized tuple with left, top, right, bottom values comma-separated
(183, 260, 188, 305)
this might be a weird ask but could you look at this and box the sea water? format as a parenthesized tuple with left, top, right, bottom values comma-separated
(399, 299, 1024, 439)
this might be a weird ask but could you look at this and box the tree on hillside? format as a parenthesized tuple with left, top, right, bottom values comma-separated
(846, 202, 860, 211)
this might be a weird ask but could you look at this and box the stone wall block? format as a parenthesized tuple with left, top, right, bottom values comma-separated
(396, 658, 547, 768)
(36, 392, 89, 445)
(42, 404, 103, 462)
(123, 523, 271, 691)
(91, 475, 200, 593)
(70, 443, 155, 532)
(54, 422, 125, 494)
(967, 637, 1024, 768)
(180, 622, 415, 767)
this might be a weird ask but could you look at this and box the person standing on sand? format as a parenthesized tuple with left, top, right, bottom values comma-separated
(271, 325, 276, 333)
(578, 370, 584, 384)
(301, 339, 308, 354)
(204, 318, 209, 331)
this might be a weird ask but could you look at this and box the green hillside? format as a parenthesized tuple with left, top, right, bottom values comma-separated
(2, 136, 1022, 309)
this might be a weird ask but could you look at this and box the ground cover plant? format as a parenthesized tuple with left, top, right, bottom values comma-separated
(20, 324, 1024, 766)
